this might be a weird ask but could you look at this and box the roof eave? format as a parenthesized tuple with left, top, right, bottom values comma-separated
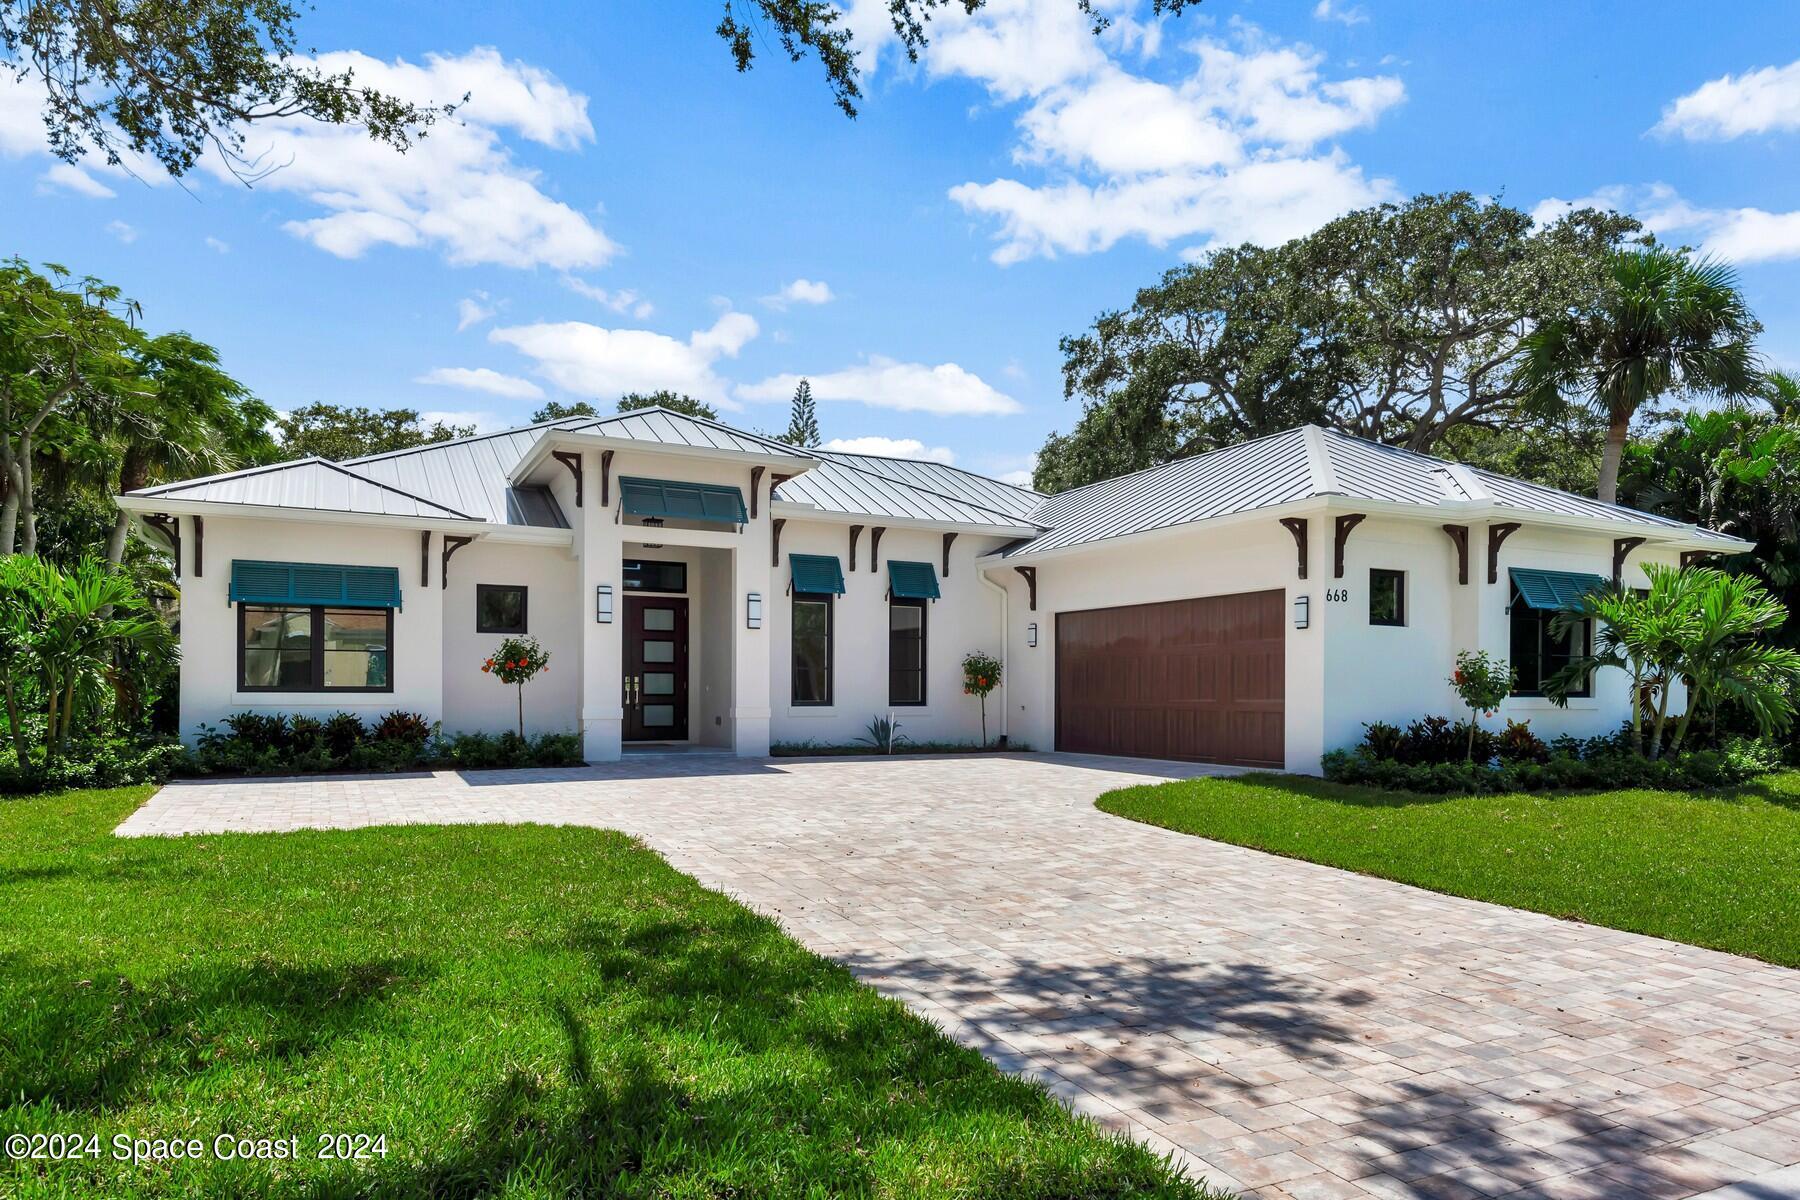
(112, 493, 576, 542)
(771, 500, 1042, 539)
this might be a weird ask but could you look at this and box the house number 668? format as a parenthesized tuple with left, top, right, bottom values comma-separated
(1325, 588, 1349, 602)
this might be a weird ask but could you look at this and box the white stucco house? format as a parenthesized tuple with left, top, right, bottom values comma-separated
(116, 408, 1749, 773)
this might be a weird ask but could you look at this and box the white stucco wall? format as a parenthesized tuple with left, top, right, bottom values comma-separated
(767, 520, 1011, 747)
(994, 518, 1325, 773)
(175, 515, 445, 742)
(440, 538, 581, 737)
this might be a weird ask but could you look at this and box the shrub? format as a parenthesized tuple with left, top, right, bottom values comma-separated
(322, 712, 366, 758)
(0, 736, 184, 795)
(1496, 719, 1549, 764)
(373, 711, 432, 744)
(1361, 721, 1404, 760)
(1323, 743, 1778, 794)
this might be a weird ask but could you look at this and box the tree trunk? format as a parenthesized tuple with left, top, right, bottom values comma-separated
(104, 510, 131, 568)
(1466, 712, 1477, 761)
(0, 451, 19, 557)
(1596, 406, 1632, 505)
(18, 429, 36, 557)
(517, 683, 525, 740)
(1648, 678, 1673, 760)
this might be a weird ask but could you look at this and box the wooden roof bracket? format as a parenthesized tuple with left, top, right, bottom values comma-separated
(870, 526, 885, 571)
(599, 449, 614, 509)
(1333, 513, 1366, 579)
(1487, 522, 1522, 585)
(420, 530, 431, 588)
(848, 524, 863, 573)
(749, 465, 764, 519)
(771, 517, 786, 568)
(1015, 565, 1037, 611)
(144, 513, 180, 579)
(550, 450, 583, 507)
(1613, 536, 1647, 584)
(942, 531, 958, 578)
(442, 534, 474, 588)
(1278, 517, 1308, 580)
(1441, 524, 1470, 585)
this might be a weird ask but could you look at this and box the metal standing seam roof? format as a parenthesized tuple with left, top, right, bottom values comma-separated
(813, 451, 1043, 521)
(344, 417, 593, 524)
(772, 458, 1041, 530)
(128, 457, 477, 520)
(994, 425, 1728, 560)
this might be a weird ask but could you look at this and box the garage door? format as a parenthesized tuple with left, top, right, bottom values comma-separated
(1056, 589, 1285, 768)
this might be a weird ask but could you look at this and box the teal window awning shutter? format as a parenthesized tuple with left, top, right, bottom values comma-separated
(230, 560, 403, 609)
(789, 553, 845, 595)
(618, 477, 749, 526)
(1509, 568, 1605, 611)
(887, 560, 940, 600)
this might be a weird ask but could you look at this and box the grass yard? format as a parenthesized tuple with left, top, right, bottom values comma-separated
(1, 788, 1217, 1199)
(1097, 770, 1800, 969)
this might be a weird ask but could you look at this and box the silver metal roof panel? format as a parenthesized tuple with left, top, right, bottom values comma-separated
(129, 458, 475, 520)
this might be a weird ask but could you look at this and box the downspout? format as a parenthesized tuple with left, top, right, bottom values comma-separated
(978, 566, 1009, 743)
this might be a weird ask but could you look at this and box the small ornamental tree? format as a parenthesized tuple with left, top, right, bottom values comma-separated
(1450, 650, 1514, 761)
(484, 635, 549, 739)
(961, 650, 1003, 747)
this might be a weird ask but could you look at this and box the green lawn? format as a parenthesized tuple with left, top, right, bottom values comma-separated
(1, 788, 1217, 1199)
(1098, 770, 1800, 969)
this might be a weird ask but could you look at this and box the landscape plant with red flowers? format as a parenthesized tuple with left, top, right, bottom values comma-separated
(961, 650, 1003, 747)
(485, 635, 549, 738)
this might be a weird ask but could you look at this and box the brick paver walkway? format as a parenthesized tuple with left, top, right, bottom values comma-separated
(120, 754, 1800, 1199)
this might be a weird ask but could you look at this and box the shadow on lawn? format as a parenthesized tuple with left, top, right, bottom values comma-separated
(349, 913, 1208, 1200)
(0, 957, 423, 1111)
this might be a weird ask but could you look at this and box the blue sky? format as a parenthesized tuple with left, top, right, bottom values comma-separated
(4, 0, 1798, 485)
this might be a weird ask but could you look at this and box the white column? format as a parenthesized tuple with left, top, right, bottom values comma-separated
(732, 486, 775, 757)
(580, 459, 623, 761)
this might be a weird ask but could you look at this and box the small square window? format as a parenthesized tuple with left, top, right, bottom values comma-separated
(476, 584, 528, 634)
(1369, 569, 1405, 627)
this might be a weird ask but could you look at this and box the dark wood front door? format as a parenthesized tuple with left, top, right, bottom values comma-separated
(1055, 589, 1285, 768)
(624, 596, 689, 741)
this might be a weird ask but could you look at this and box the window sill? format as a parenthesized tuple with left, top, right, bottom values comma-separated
(1505, 696, 1598, 712)
(231, 692, 395, 705)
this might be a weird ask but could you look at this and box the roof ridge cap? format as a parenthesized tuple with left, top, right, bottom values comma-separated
(1302, 426, 1341, 496)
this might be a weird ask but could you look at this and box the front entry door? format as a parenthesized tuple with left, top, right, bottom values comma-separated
(623, 596, 689, 741)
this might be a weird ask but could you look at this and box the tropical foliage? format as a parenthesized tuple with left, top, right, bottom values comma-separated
(1521, 247, 1762, 503)
(784, 378, 821, 448)
(618, 390, 720, 420)
(275, 402, 473, 461)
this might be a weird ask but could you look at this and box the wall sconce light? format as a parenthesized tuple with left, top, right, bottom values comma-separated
(596, 584, 614, 624)
(746, 592, 763, 629)
(1293, 594, 1310, 629)
(1027, 622, 1038, 648)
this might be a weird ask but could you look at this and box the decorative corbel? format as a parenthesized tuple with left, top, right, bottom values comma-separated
(750, 466, 765, 519)
(771, 518, 786, 568)
(1333, 513, 1366, 579)
(420, 530, 431, 588)
(1278, 517, 1308, 579)
(442, 535, 474, 588)
(192, 515, 204, 578)
(1487, 521, 1521, 585)
(1613, 536, 1647, 584)
(599, 449, 615, 508)
(144, 514, 180, 578)
(942, 531, 958, 578)
(550, 450, 583, 507)
(870, 527, 885, 572)
(1680, 549, 1713, 569)
(849, 524, 863, 572)
(1441, 524, 1470, 585)
(1015, 565, 1037, 611)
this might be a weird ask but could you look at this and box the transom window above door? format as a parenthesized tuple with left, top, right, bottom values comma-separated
(623, 559, 687, 593)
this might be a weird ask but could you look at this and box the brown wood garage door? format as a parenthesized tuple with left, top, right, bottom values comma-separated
(1056, 589, 1285, 768)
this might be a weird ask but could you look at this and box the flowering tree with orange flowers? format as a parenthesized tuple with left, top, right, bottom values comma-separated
(961, 650, 1003, 747)
(484, 635, 549, 738)
(1450, 649, 1513, 761)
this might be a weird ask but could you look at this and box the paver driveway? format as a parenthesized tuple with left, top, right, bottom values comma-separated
(121, 753, 1800, 1199)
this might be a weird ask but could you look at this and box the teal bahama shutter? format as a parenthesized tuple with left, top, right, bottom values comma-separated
(230, 560, 403, 609)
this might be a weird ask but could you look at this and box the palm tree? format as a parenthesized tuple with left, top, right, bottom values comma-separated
(1522, 246, 1761, 505)
(1669, 569, 1800, 752)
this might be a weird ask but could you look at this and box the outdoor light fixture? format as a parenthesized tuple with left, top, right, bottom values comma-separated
(746, 592, 763, 629)
(1027, 622, 1038, 648)
(1293, 594, 1310, 629)
(596, 584, 614, 624)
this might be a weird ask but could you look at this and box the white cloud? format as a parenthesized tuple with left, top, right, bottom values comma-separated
(490, 311, 758, 409)
(105, 219, 137, 243)
(205, 236, 231, 254)
(414, 366, 544, 399)
(38, 162, 115, 198)
(997, 468, 1035, 487)
(562, 276, 654, 318)
(212, 47, 613, 270)
(421, 409, 505, 434)
(1312, 0, 1369, 25)
(821, 435, 956, 464)
(741, 357, 1020, 416)
(762, 278, 835, 308)
(1656, 59, 1800, 141)
(1534, 182, 1800, 266)
(931, 9, 1403, 262)
(457, 294, 496, 330)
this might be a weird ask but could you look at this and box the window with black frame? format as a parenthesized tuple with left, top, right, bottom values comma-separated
(1509, 592, 1590, 697)
(792, 592, 833, 705)
(889, 599, 926, 705)
(623, 559, 687, 593)
(1369, 568, 1405, 626)
(239, 605, 392, 692)
(475, 584, 527, 633)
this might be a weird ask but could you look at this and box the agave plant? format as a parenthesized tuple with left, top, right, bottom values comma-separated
(855, 714, 910, 754)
